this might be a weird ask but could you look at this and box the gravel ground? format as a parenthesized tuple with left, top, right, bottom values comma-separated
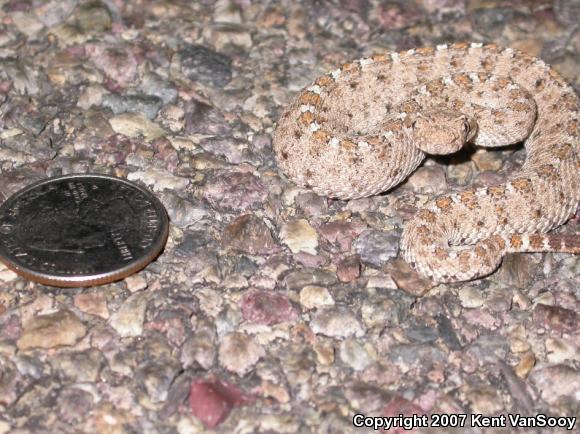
(0, 1, 579, 433)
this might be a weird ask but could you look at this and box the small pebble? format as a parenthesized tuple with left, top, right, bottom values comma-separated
(280, 219, 319, 255)
(458, 286, 484, 308)
(109, 292, 149, 338)
(179, 44, 233, 88)
(17, 310, 87, 350)
(530, 365, 580, 405)
(125, 274, 148, 292)
(241, 290, 298, 325)
(223, 214, 278, 255)
(109, 112, 167, 140)
(354, 229, 399, 268)
(219, 332, 265, 375)
(336, 255, 361, 283)
(310, 307, 366, 338)
(299, 285, 335, 310)
(189, 377, 253, 428)
(339, 339, 374, 371)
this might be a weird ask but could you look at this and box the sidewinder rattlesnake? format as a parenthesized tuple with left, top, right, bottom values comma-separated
(273, 42, 579, 282)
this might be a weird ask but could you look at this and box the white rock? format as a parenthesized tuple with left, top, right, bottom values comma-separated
(124, 274, 147, 293)
(0, 420, 12, 434)
(280, 219, 318, 255)
(299, 285, 334, 310)
(127, 168, 190, 192)
(109, 292, 149, 338)
(310, 307, 366, 338)
(458, 287, 484, 308)
(109, 112, 166, 140)
(339, 339, 374, 371)
(11, 12, 44, 37)
(219, 332, 265, 375)
(0, 262, 18, 283)
(77, 84, 106, 109)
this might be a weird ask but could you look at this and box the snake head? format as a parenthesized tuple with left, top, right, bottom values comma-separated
(409, 109, 477, 155)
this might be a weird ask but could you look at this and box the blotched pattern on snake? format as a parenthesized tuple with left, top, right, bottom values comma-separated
(273, 42, 579, 282)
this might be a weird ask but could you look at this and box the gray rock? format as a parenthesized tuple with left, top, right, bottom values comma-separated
(466, 334, 509, 365)
(283, 269, 337, 291)
(471, 7, 514, 35)
(388, 343, 446, 366)
(184, 100, 231, 135)
(14, 355, 46, 380)
(219, 332, 265, 375)
(160, 191, 210, 228)
(0, 58, 44, 95)
(75, 0, 112, 32)
(140, 72, 178, 104)
(203, 172, 268, 212)
(175, 230, 215, 256)
(339, 339, 373, 371)
(180, 323, 217, 370)
(223, 214, 279, 255)
(136, 358, 181, 403)
(310, 307, 366, 338)
(0, 360, 29, 407)
(199, 137, 246, 164)
(354, 229, 399, 267)
(159, 373, 192, 418)
(101, 93, 164, 119)
(57, 386, 95, 424)
(295, 192, 329, 218)
(406, 323, 439, 343)
(51, 349, 105, 383)
(529, 365, 580, 405)
(179, 44, 232, 87)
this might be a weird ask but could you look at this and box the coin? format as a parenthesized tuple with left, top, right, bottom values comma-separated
(0, 174, 169, 287)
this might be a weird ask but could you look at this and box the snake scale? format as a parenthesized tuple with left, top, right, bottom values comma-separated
(273, 42, 579, 282)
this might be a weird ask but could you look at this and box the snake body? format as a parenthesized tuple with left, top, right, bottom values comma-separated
(273, 42, 579, 282)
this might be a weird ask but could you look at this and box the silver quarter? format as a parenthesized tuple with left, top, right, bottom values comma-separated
(0, 174, 169, 287)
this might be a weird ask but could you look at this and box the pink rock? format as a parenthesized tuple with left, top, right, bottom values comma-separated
(65, 44, 86, 57)
(0, 80, 12, 94)
(189, 377, 253, 428)
(241, 290, 298, 326)
(336, 255, 361, 282)
(152, 138, 179, 172)
(95, 135, 145, 166)
(340, 0, 370, 13)
(295, 192, 328, 217)
(294, 251, 329, 268)
(203, 172, 267, 212)
(145, 310, 187, 346)
(85, 43, 140, 87)
(376, 2, 424, 30)
(4, 0, 30, 12)
(0, 314, 21, 341)
(472, 171, 507, 189)
(533, 304, 577, 334)
(318, 220, 366, 252)
(462, 308, 502, 330)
